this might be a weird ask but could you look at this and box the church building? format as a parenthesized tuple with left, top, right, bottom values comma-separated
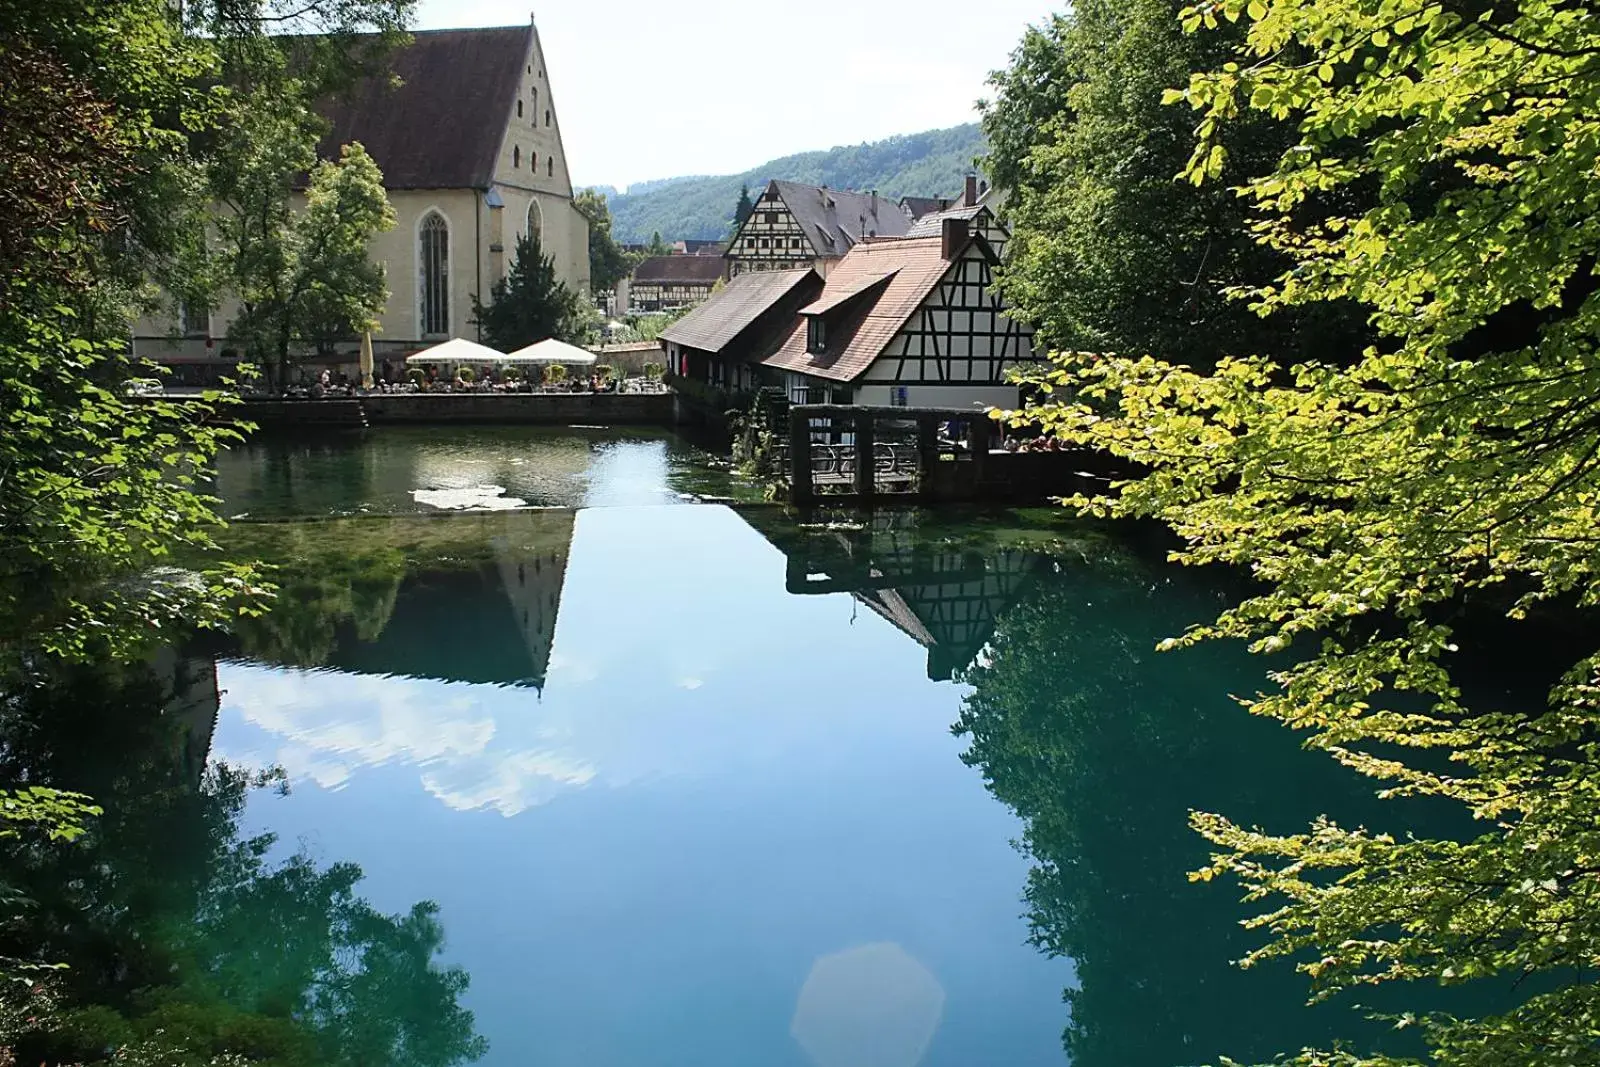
(132, 19, 590, 373)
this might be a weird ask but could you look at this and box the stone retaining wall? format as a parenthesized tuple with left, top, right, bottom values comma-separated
(239, 392, 675, 427)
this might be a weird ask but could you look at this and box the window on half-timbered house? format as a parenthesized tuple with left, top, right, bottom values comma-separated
(806, 317, 826, 354)
(419, 212, 449, 337)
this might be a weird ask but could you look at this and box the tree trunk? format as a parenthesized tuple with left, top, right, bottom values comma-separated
(276, 320, 291, 394)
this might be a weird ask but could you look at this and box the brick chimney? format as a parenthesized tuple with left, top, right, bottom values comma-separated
(941, 216, 969, 259)
(963, 174, 978, 207)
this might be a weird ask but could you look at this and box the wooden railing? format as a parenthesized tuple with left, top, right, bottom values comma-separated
(784, 405, 998, 505)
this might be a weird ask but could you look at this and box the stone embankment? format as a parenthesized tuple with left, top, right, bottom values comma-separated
(236, 392, 676, 428)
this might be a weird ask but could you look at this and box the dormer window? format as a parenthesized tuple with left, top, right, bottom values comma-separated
(806, 317, 827, 354)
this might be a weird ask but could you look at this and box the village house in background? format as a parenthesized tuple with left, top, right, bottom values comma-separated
(659, 268, 824, 393)
(132, 18, 590, 381)
(628, 255, 727, 312)
(725, 181, 911, 278)
(906, 176, 1008, 259)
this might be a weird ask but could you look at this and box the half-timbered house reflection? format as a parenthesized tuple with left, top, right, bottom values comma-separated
(744, 510, 1046, 680)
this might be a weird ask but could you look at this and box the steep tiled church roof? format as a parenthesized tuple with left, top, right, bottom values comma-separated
(316, 26, 530, 190)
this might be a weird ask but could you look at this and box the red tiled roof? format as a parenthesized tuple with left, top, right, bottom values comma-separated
(797, 270, 898, 317)
(763, 237, 960, 382)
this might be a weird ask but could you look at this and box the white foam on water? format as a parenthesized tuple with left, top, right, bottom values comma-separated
(411, 484, 527, 510)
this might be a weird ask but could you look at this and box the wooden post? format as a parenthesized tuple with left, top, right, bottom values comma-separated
(790, 410, 814, 506)
(854, 410, 875, 501)
(916, 414, 938, 503)
(967, 416, 989, 483)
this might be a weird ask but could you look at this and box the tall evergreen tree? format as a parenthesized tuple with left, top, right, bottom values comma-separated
(732, 183, 754, 232)
(471, 234, 583, 351)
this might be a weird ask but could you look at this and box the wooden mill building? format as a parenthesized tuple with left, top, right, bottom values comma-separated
(761, 217, 1037, 409)
(659, 268, 823, 393)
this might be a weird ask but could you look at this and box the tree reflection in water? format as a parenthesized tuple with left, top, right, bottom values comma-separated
(953, 545, 1403, 1067)
(0, 656, 487, 1067)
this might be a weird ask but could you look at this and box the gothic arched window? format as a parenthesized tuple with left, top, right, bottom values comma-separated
(419, 211, 449, 336)
(527, 199, 543, 248)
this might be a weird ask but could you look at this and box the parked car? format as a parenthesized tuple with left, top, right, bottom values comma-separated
(122, 378, 164, 397)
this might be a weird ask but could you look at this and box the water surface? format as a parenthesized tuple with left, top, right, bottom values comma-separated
(2, 427, 1430, 1067)
(214, 425, 755, 518)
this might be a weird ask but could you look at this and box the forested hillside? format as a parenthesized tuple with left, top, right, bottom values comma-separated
(602, 124, 986, 243)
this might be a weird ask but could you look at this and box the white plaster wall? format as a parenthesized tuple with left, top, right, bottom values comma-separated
(853, 382, 1020, 410)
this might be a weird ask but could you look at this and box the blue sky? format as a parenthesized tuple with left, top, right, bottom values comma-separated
(414, 0, 1056, 190)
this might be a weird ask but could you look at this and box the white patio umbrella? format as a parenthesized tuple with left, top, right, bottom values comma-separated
(501, 338, 597, 365)
(403, 337, 507, 365)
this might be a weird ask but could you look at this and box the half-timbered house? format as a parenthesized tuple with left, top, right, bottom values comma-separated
(725, 180, 910, 278)
(760, 218, 1037, 410)
(659, 268, 822, 393)
(629, 255, 726, 311)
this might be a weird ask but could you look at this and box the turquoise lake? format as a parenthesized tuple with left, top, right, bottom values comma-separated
(2, 426, 1434, 1067)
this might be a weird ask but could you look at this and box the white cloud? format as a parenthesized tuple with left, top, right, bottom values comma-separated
(220, 664, 584, 816)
